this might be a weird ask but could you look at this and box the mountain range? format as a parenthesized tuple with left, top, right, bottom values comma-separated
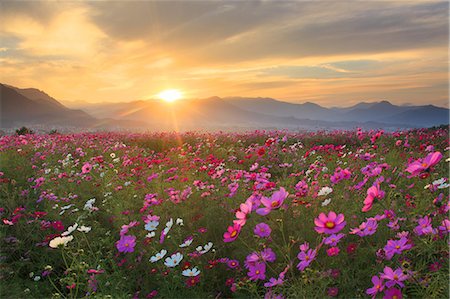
(1, 83, 448, 131)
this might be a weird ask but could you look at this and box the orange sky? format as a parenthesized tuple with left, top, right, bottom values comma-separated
(0, 1, 448, 107)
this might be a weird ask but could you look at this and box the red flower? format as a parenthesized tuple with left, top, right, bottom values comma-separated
(185, 276, 200, 287)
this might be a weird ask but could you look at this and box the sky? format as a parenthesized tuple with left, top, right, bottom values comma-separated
(0, 0, 448, 107)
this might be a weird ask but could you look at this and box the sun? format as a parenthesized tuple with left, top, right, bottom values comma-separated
(157, 89, 182, 103)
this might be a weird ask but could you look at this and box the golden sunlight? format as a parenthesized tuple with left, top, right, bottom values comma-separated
(157, 89, 182, 103)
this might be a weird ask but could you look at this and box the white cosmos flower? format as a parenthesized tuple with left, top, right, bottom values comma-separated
(84, 198, 96, 211)
(150, 249, 167, 263)
(322, 198, 332, 207)
(61, 223, 78, 236)
(146, 231, 156, 238)
(145, 221, 159, 231)
(77, 225, 91, 233)
(182, 267, 200, 277)
(318, 186, 333, 196)
(179, 237, 193, 248)
(49, 236, 74, 248)
(196, 242, 213, 254)
(176, 218, 184, 226)
(164, 252, 183, 267)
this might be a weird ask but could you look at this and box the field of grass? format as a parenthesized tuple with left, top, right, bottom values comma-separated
(0, 128, 449, 298)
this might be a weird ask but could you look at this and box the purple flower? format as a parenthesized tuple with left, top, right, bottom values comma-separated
(380, 266, 408, 288)
(384, 237, 412, 260)
(324, 233, 345, 246)
(248, 262, 266, 281)
(254, 222, 272, 238)
(366, 275, 384, 298)
(116, 235, 136, 253)
(261, 248, 276, 263)
(383, 288, 403, 299)
(226, 259, 240, 269)
(414, 216, 434, 236)
(296, 248, 317, 271)
(351, 220, 378, 237)
(438, 219, 450, 233)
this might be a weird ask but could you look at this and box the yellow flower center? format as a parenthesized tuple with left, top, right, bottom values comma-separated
(422, 163, 428, 167)
(125, 243, 129, 247)
(395, 245, 400, 249)
(230, 231, 237, 238)
(271, 201, 279, 208)
(325, 221, 335, 229)
(255, 270, 260, 274)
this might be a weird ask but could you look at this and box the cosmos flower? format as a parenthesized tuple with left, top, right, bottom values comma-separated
(362, 184, 385, 212)
(248, 262, 266, 281)
(380, 266, 408, 288)
(145, 221, 159, 232)
(406, 151, 442, 177)
(234, 201, 252, 226)
(384, 237, 412, 260)
(256, 187, 288, 216)
(254, 222, 272, 238)
(314, 211, 346, 234)
(116, 235, 136, 253)
(324, 233, 345, 246)
(297, 248, 317, 271)
(383, 288, 402, 299)
(366, 275, 384, 298)
(414, 216, 434, 236)
(150, 249, 167, 263)
(182, 267, 201, 277)
(49, 236, 74, 248)
(81, 162, 92, 174)
(164, 252, 183, 268)
(223, 223, 241, 243)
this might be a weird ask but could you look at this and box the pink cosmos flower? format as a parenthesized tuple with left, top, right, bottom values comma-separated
(383, 288, 402, 299)
(314, 211, 346, 234)
(261, 248, 276, 262)
(405, 151, 442, 177)
(256, 187, 288, 216)
(384, 237, 412, 260)
(366, 275, 384, 298)
(116, 235, 136, 253)
(248, 262, 266, 281)
(350, 219, 378, 237)
(233, 201, 252, 226)
(254, 222, 272, 238)
(223, 223, 241, 243)
(326, 247, 340, 256)
(362, 184, 385, 212)
(438, 219, 450, 233)
(297, 248, 317, 271)
(82, 162, 92, 174)
(380, 266, 408, 288)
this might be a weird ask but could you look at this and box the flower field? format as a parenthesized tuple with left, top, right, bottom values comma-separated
(0, 128, 449, 298)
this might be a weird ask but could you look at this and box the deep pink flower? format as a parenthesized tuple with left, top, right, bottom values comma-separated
(256, 187, 288, 216)
(223, 223, 241, 243)
(362, 184, 385, 212)
(254, 222, 272, 238)
(406, 151, 442, 177)
(383, 288, 402, 299)
(438, 219, 450, 233)
(314, 211, 346, 234)
(327, 287, 339, 297)
(116, 235, 136, 253)
(380, 266, 408, 288)
(366, 275, 384, 298)
(226, 259, 239, 269)
(326, 247, 340, 256)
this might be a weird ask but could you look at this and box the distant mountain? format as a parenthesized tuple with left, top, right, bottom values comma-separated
(224, 97, 449, 127)
(0, 84, 146, 129)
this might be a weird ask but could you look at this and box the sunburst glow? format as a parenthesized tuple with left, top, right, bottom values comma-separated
(158, 89, 182, 103)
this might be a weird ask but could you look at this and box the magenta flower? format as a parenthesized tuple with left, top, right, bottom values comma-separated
(226, 259, 240, 269)
(326, 247, 340, 256)
(438, 219, 450, 233)
(362, 184, 385, 212)
(366, 275, 384, 298)
(234, 201, 252, 226)
(350, 219, 378, 237)
(414, 216, 434, 236)
(380, 266, 408, 288)
(314, 211, 346, 234)
(406, 151, 442, 177)
(248, 262, 266, 281)
(116, 235, 136, 253)
(383, 288, 402, 299)
(256, 187, 288, 216)
(384, 237, 412, 260)
(223, 223, 241, 243)
(297, 248, 317, 271)
(324, 233, 345, 246)
(254, 222, 272, 238)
